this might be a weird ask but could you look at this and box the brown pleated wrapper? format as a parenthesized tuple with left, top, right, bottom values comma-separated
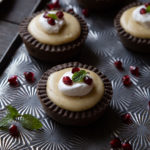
(77, 0, 136, 11)
(19, 10, 88, 62)
(114, 2, 150, 53)
(37, 62, 113, 126)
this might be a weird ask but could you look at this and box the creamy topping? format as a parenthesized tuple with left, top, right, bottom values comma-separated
(132, 5, 150, 28)
(58, 71, 93, 96)
(39, 11, 65, 34)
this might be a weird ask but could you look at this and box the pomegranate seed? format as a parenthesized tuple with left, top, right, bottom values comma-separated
(53, 0, 60, 8)
(140, 8, 147, 14)
(63, 76, 73, 85)
(145, 3, 150, 7)
(84, 76, 93, 85)
(43, 12, 49, 18)
(9, 125, 19, 137)
(130, 66, 139, 76)
(114, 60, 123, 70)
(67, 8, 74, 13)
(110, 138, 122, 148)
(72, 67, 80, 74)
(122, 142, 132, 150)
(47, 3, 55, 10)
(24, 72, 35, 82)
(8, 75, 18, 86)
(121, 113, 132, 124)
(122, 75, 131, 86)
(56, 11, 64, 19)
(82, 8, 89, 17)
(47, 18, 55, 25)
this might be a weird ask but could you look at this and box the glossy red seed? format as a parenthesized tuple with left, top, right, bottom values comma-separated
(9, 125, 19, 137)
(84, 76, 93, 85)
(56, 11, 64, 19)
(82, 8, 89, 17)
(63, 76, 73, 85)
(24, 72, 35, 82)
(130, 66, 139, 76)
(53, 0, 60, 8)
(72, 67, 80, 74)
(122, 113, 132, 124)
(122, 75, 131, 86)
(122, 142, 132, 150)
(145, 3, 150, 7)
(140, 8, 147, 14)
(43, 12, 49, 18)
(114, 60, 123, 70)
(8, 75, 18, 86)
(47, 18, 55, 25)
(110, 138, 122, 148)
(47, 3, 55, 10)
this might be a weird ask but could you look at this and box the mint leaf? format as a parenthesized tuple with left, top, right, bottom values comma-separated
(146, 6, 150, 12)
(47, 14, 58, 19)
(20, 114, 42, 130)
(6, 105, 20, 119)
(0, 115, 13, 128)
(72, 70, 87, 82)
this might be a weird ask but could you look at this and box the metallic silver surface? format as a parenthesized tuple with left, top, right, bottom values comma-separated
(0, 0, 150, 149)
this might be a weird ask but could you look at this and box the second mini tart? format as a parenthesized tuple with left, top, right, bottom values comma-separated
(114, 2, 150, 53)
(37, 62, 112, 126)
(20, 10, 88, 62)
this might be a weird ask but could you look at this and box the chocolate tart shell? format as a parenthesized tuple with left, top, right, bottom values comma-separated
(37, 62, 112, 126)
(19, 11, 88, 62)
(114, 2, 150, 53)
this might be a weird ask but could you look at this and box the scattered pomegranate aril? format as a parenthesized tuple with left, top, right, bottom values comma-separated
(72, 67, 80, 74)
(84, 76, 93, 85)
(140, 8, 147, 14)
(67, 8, 74, 13)
(43, 12, 49, 18)
(122, 75, 131, 86)
(47, 18, 55, 25)
(130, 66, 139, 76)
(110, 138, 122, 148)
(122, 142, 132, 150)
(63, 76, 73, 85)
(53, 0, 60, 8)
(121, 113, 132, 124)
(47, 3, 55, 10)
(24, 72, 35, 82)
(82, 8, 89, 17)
(9, 125, 19, 137)
(8, 75, 18, 86)
(145, 3, 150, 7)
(56, 11, 64, 19)
(114, 60, 123, 70)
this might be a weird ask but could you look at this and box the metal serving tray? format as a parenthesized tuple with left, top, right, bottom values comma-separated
(0, 0, 150, 149)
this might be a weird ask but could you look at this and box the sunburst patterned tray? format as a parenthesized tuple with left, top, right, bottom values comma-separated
(0, 0, 150, 150)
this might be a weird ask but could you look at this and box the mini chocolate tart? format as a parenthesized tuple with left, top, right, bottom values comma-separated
(114, 2, 150, 53)
(19, 10, 88, 62)
(37, 62, 112, 126)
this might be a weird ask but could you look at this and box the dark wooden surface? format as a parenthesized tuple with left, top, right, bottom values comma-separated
(0, 0, 44, 61)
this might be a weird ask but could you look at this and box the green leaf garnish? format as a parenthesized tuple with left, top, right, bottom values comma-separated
(146, 6, 150, 12)
(47, 13, 58, 19)
(20, 114, 42, 130)
(6, 105, 20, 119)
(72, 70, 87, 82)
(0, 115, 13, 128)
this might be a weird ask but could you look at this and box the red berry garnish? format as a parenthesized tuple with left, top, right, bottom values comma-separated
(82, 8, 89, 17)
(122, 75, 132, 86)
(145, 3, 150, 7)
(122, 142, 132, 150)
(47, 3, 55, 10)
(9, 125, 19, 137)
(56, 11, 64, 19)
(140, 8, 147, 14)
(8, 75, 18, 86)
(24, 72, 35, 82)
(72, 67, 80, 74)
(130, 66, 139, 76)
(43, 12, 49, 18)
(114, 60, 123, 70)
(110, 138, 122, 148)
(47, 18, 55, 25)
(121, 113, 132, 124)
(84, 76, 93, 85)
(53, 0, 60, 8)
(63, 76, 73, 85)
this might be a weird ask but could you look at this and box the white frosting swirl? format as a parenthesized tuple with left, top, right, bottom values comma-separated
(132, 5, 150, 28)
(39, 11, 65, 34)
(58, 71, 93, 97)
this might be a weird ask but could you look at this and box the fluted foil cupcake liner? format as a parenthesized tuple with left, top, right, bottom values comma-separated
(37, 62, 113, 126)
(114, 2, 150, 53)
(20, 10, 88, 62)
